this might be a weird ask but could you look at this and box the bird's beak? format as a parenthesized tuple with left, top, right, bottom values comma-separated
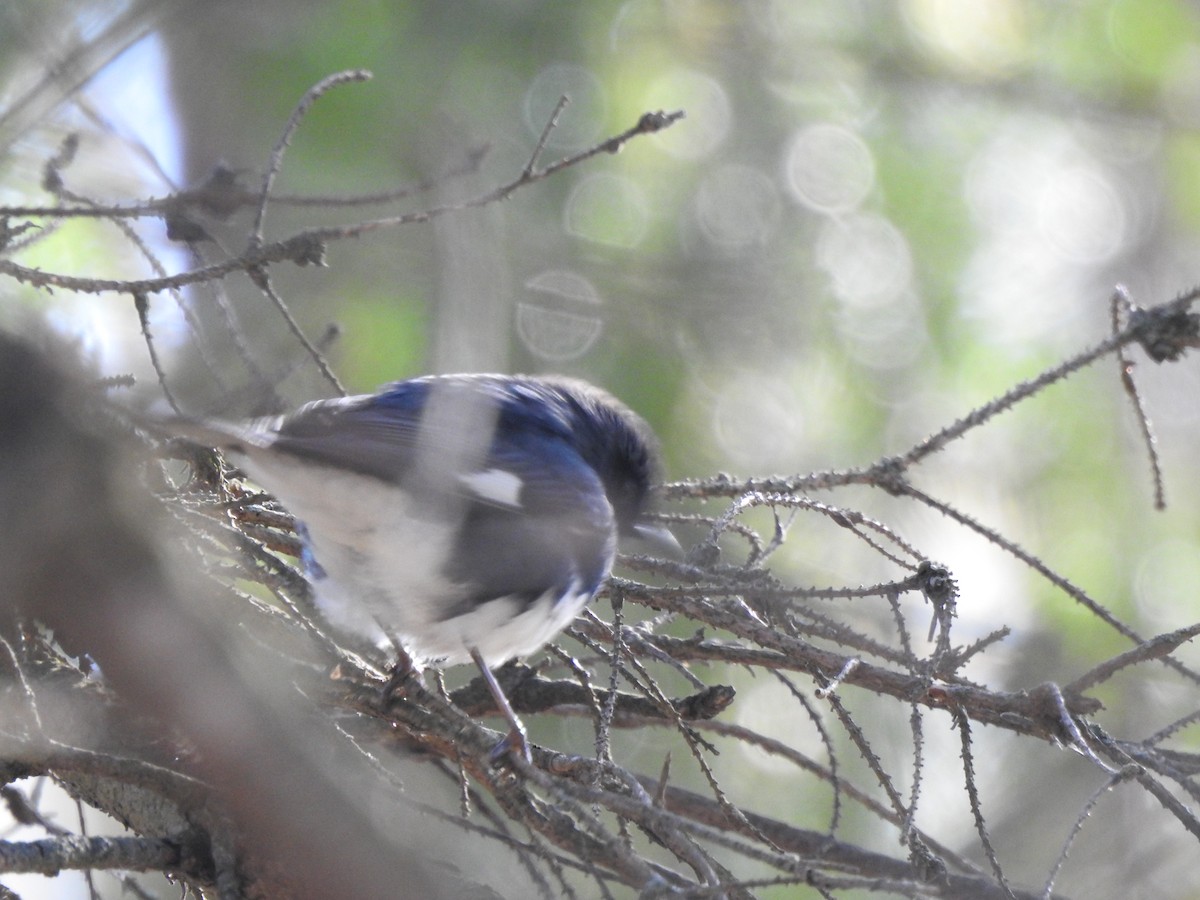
(626, 521, 685, 560)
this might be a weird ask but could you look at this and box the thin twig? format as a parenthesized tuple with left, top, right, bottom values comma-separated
(900, 483, 1200, 686)
(0, 108, 685, 301)
(525, 95, 570, 178)
(132, 291, 181, 413)
(249, 69, 373, 247)
(953, 709, 1016, 900)
(1065, 621, 1200, 694)
(245, 264, 345, 395)
(1111, 286, 1166, 509)
(1039, 770, 1126, 900)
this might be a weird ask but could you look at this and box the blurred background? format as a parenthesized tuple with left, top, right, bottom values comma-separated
(4, 1, 1200, 897)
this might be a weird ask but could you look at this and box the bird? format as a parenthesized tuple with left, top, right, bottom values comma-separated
(163, 374, 678, 755)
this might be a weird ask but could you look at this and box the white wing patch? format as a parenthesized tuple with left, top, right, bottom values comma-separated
(459, 468, 524, 508)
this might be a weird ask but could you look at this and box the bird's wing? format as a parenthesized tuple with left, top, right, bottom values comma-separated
(151, 380, 437, 481)
(440, 429, 617, 614)
(245, 378, 600, 518)
(261, 380, 434, 482)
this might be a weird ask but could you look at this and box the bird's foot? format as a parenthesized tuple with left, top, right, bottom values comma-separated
(489, 723, 533, 766)
(382, 648, 421, 704)
(471, 647, 534, 767)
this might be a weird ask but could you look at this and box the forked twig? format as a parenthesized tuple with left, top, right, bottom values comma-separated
(250, 68, 373, 247)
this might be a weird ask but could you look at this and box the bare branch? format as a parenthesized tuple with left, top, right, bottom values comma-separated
(0, 836, 190, 877)
(249, 69, 373, 247)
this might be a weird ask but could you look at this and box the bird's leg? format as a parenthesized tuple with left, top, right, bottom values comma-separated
(469, 647, 532, 765)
